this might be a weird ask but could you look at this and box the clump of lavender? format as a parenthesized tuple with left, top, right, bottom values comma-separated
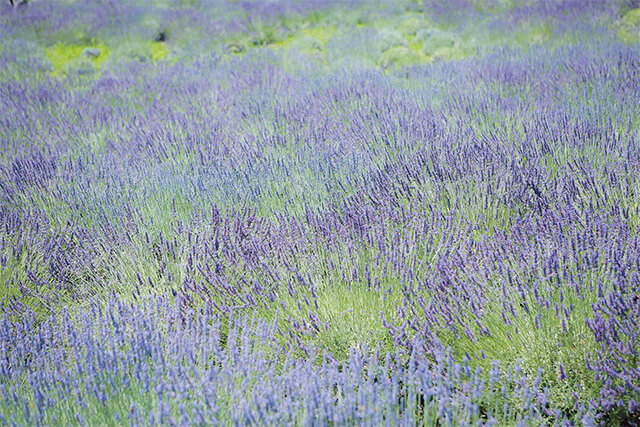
(586, 274, 640, 420)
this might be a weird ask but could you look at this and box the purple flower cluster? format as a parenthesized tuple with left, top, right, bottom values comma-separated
(587, 274, 640, 416)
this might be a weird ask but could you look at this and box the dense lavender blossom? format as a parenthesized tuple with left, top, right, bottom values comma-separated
(0, 294, 594, 425)
(1, 0, 640, 424)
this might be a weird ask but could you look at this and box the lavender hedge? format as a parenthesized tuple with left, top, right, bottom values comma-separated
(1, 0, 639, 424)
(1, 294, 598, 425)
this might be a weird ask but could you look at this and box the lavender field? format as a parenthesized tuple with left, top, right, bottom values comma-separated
(1, 0, 640, 425)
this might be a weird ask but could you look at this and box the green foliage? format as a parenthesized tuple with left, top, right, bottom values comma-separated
(109, 39, 170, 65)
(622, 7, 640, 26)
(379, 45, 428, 68)
(619, 8, 640, 44)
(45, 41, 110, 78)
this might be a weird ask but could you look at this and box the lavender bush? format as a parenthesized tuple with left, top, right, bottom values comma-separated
(1, 0, 639, 424)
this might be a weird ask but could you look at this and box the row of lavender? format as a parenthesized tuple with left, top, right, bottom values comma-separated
(0, 294, 597, 425)
(1, 0, 631, 42)
(0, 0, 410, 77)
(0, 0, 364, 43)
(2, 0, 640, 424)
